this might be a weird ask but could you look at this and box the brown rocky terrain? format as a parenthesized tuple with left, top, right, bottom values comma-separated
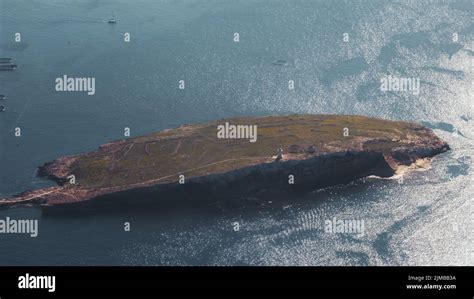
(0, 114, 449, 210)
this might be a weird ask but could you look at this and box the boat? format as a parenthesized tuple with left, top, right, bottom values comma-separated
(0, 106, 5, 112)
(0, 64, 17, 70)
(0, 95, 5, 100)
(272, 59, 287, 66)
(107, 11, 117, 24)
(0, 58, 12, 62)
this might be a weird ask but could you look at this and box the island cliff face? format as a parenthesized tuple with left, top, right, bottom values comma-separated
(0, 115, 449, 209)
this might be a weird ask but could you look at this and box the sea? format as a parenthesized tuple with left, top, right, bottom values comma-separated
(0, 0, 472, 265)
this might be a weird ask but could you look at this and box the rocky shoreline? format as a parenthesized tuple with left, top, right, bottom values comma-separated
(0, 115, 450, 210)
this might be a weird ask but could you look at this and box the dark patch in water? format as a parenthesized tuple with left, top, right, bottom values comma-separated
(321, 57, 369, 86)
(356, 82, 381, 102)
(447, 163, 469, 178)
(417, 205, 429, 213)
(394, 31, 431, 49)
(437, 43, 463, 58)
(378, 42, 398, 67)
(373, 232, 391, 261)
(373, 217, 409, 262)
(421, 121, 466, 137)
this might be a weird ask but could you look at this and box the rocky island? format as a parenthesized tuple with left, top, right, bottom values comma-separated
(0, 115, 449, 210)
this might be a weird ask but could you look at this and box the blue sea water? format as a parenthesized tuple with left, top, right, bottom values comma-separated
(0, 0, 472, 265)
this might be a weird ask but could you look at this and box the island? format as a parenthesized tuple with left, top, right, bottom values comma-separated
(0, 115, 449, 211)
